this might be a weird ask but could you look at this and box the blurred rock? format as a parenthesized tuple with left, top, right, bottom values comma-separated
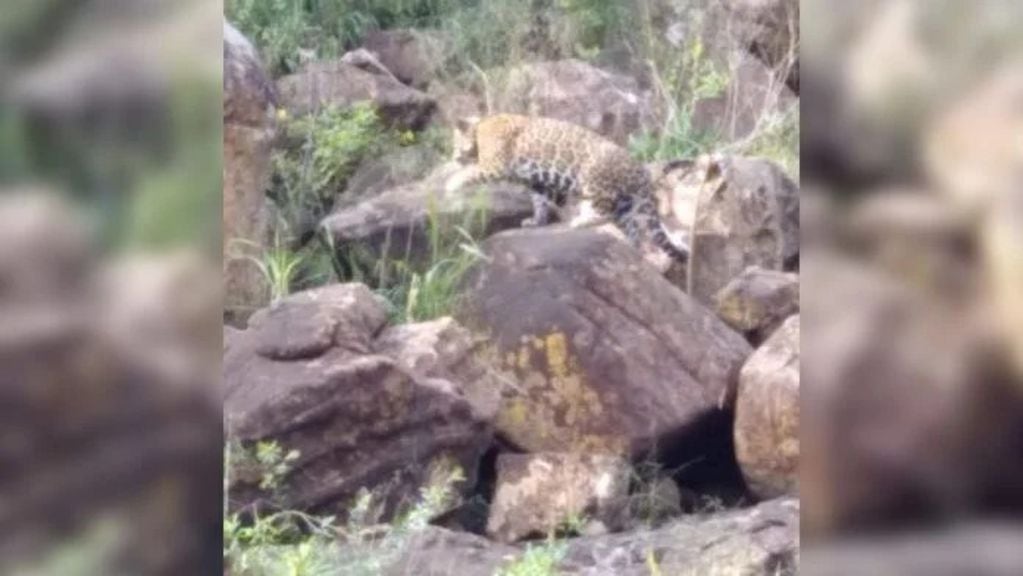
(360, 29, 445, 90)
(494, 59, 657, 146)
(224, 284, 496, 521)
(723, 0, 800, 91)
(0, 192, 220, 575)
(924, 64, 1023, 214)
(224, 21, 276, 323)
(714, 266, 799, 345)
(10, 0, 220, 119)
(803, 524, 1023, 576)
(277, 60, 437, 130)
(735, 315, 800, 499)
(982, 186, 1023, 384)
(486, 453, 631, 543)
(844, 189, 977, 299)
(321, 162, 532, 272)
(799, 185, 839, 250)
(800, 253, 1009, 536)
(385, 497, 799, 575)
(461, 227, 751, 456)
(688, 155, 799, 305)
(99, 251, 221, 386)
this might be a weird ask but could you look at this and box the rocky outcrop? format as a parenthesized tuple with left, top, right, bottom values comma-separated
(223, 285, 498, 521)
(494, 59, 657, 146)
(714, 266, 799, 344)
(383, 497, 799, 575)
(320, 162, 532, 271)
(735, 315, 800, 499)
(723, 0, 800, 91)
(461, 226, 752, 456)
(224, 22, 276, 322)
(277, 60, 436, 130)
(486, 453, 631, 543)
(687, 154, 799, 305)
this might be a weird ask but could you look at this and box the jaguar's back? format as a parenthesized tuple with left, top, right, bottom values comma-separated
(449, 114, 689, 263)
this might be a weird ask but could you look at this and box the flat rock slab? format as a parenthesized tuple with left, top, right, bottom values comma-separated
(321, 163, 532, 273)
(381, 497, 800, 576)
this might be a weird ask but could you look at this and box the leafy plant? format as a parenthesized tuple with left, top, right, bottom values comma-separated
(497, 540, 567, 576)
(271, 103, 385, 233)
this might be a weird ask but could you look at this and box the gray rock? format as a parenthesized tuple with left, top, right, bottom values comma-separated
(714, 266, 799, 344)
(494, 59, 658, 146)
(277, 60, 437, 130)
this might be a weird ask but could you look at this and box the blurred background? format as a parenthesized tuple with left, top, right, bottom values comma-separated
(0, 0, 222, 574)
(1, 0, 1022, 573)
(802, 0, 1023, 573)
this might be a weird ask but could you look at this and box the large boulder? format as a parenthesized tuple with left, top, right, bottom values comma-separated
(320, 162, 533, 272)
(486, 453, 631, 543)
(493, 59, 657, 146)
(460, 227, 752, 457)
(223, 22, 276, 322)
(714, 266, 799, 345)
(735, 315, 800, 499)
(360, 29, 445, 90)
(223, 285, 498, 521)
(382, 497, 799, 575)
(276, 60, 436, 130)
(687, 155, 799, 305)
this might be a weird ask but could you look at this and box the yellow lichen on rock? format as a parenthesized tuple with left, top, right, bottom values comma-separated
(490, 329, 624, 453)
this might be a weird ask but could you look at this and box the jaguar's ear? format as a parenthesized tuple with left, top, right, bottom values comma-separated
(455, 116, 480, 133)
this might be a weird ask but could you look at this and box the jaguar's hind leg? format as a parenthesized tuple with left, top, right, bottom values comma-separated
(521, 192, 554, 227)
